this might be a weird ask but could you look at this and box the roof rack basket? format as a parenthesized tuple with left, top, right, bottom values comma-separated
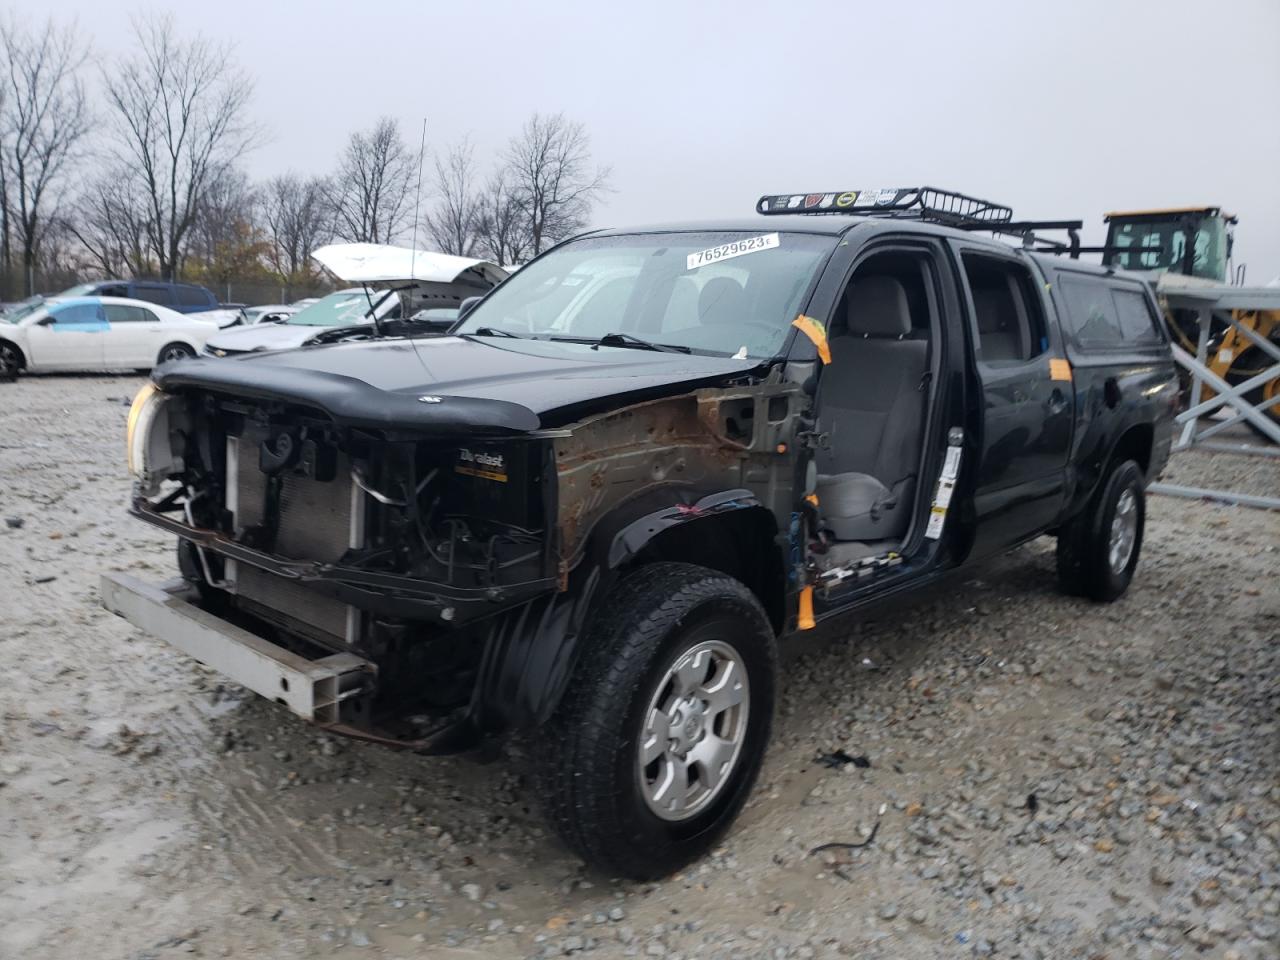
(756, 186, 1085, 257)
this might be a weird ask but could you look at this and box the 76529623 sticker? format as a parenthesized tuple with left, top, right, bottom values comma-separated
(687, 233, 779, 270)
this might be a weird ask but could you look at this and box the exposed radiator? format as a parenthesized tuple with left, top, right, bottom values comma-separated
(225, 431, 364, 647)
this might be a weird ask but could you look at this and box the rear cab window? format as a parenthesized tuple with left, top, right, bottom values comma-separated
(1055, 271, 1164, 351)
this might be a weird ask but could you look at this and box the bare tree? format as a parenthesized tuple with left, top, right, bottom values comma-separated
(473, 169, 531, 267)
(99, 14, 255, 281)
(261, 172, 331, 279)
(423, 138, 481, 256)
(504, 113, 609, 256)
(70, 169, 156, 278)
(187, 166, 257, 267)
(328, 116, 414, 244)
(0, 15, 90, 295)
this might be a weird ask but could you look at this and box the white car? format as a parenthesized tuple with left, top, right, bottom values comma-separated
(242, 303, 299, 325)
(201, 243, 508, 356)
(202, 288, 402, 356)
(0, 296, 218, 380)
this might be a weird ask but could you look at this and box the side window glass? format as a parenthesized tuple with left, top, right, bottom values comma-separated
(1111, 288, 1161, 343)
(176, 285, 211, 307)
(132, 285, 172, 306)
(962, 254, 1048, 364)
(105, 304, 156, 323)
(1059, 277, 1125, 346)
(51, 302, 106, 325)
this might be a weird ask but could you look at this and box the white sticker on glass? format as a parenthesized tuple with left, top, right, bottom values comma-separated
(687, 233, 779, 270)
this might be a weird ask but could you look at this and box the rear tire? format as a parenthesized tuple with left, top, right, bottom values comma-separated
(1056, 460, 1146, 602)
(539, 562, 776, 879)
(156, 342, 195, 366)
(0, 341, 21, 382)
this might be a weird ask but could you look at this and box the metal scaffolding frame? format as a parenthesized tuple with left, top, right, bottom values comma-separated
(1148, 284, 1280, 511)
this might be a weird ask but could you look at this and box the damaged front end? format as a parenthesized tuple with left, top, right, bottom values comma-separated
(123, 378, 559, 750)
(115, 361, 803, 752)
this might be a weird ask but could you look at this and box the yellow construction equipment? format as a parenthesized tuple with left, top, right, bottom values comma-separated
(1102, 207, 1280, 434)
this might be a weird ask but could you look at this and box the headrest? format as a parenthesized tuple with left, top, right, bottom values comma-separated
(845, 276, 911, 337)
(698, 276, 748, 325)
(973, 286, 1009, 333)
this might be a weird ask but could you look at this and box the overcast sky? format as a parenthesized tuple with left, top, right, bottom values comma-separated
(30, 0, 1280, 279)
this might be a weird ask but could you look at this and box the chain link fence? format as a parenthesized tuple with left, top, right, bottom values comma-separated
(0, 268, 334, 308)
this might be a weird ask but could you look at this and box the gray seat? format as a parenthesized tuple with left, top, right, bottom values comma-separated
(973, 283, 1025, 362)
(815, 275, 928, 541)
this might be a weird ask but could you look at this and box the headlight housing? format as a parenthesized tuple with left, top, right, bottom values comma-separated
(126, 384, 183, 492)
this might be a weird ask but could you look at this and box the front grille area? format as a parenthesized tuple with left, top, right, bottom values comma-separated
(276, 460, 357, 563)
(235, 564, 351, 646)
(226, 431, 363, 646)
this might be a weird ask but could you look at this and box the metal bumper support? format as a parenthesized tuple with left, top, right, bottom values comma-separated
(100, 573, 374, 723)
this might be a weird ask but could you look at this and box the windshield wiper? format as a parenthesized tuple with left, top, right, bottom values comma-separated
(587, 332, 691, 354)
(471, 326, 524, 339)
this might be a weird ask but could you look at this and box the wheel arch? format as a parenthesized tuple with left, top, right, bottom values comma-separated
(1108, 421, 1155, 479)
(1065, 418, 1157, 526)
(0, 337, 27, 369)
(472, 489, 785, 734)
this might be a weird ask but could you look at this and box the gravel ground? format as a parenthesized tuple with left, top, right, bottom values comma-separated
(1, 373, 1277, 960)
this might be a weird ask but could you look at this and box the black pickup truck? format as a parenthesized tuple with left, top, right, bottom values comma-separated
(105, 187, 1178, 878)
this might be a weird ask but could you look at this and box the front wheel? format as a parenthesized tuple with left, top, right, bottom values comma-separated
(539, 562, 776, 879)
(156, 342, 195, 366)
(0, 341, 21, 382)
(1056, 460, 1146, 602)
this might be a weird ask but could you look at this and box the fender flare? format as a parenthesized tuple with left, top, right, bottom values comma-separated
(471, 487, 766, 731)
(1082, 416, 1155, 504)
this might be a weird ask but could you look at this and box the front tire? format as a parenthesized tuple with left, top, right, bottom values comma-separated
(540, 562, 776, 879)
(0, 341, 21, 382)
(1056, 460, 1146, 602)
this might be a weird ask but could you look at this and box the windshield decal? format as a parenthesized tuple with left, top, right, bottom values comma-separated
(686, 233, 779, 270)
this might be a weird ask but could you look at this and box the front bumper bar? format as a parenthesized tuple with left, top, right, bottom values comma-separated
(100, 573, 373, 723)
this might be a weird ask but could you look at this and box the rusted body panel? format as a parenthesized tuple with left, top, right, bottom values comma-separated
(552, 381, 806, 567)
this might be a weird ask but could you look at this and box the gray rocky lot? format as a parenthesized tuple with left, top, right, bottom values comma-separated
(1, 374, 1277, 960)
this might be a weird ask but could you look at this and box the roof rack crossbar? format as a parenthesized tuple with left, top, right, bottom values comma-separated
(757, 186, 1085, 257)
(756, 186, 1014, 224)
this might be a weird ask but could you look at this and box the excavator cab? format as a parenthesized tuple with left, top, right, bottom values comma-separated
(1102, 207, 1237, 283)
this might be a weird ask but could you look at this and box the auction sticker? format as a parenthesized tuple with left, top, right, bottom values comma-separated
(687, 233, 779, 270)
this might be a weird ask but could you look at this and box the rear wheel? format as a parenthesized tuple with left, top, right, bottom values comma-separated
(156, 342, 195, 366)
(1056, 460, 1146, 602)
(539, 562, 776, 879)
(0, 341, 21, 382)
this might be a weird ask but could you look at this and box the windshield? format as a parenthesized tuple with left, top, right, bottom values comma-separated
(3, 296, 46, 324)
(286, 289, 393, 326)
(1108, 217, 1228, 282)
(453, 231, 835, 357)
(57, 283, 100, 298)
